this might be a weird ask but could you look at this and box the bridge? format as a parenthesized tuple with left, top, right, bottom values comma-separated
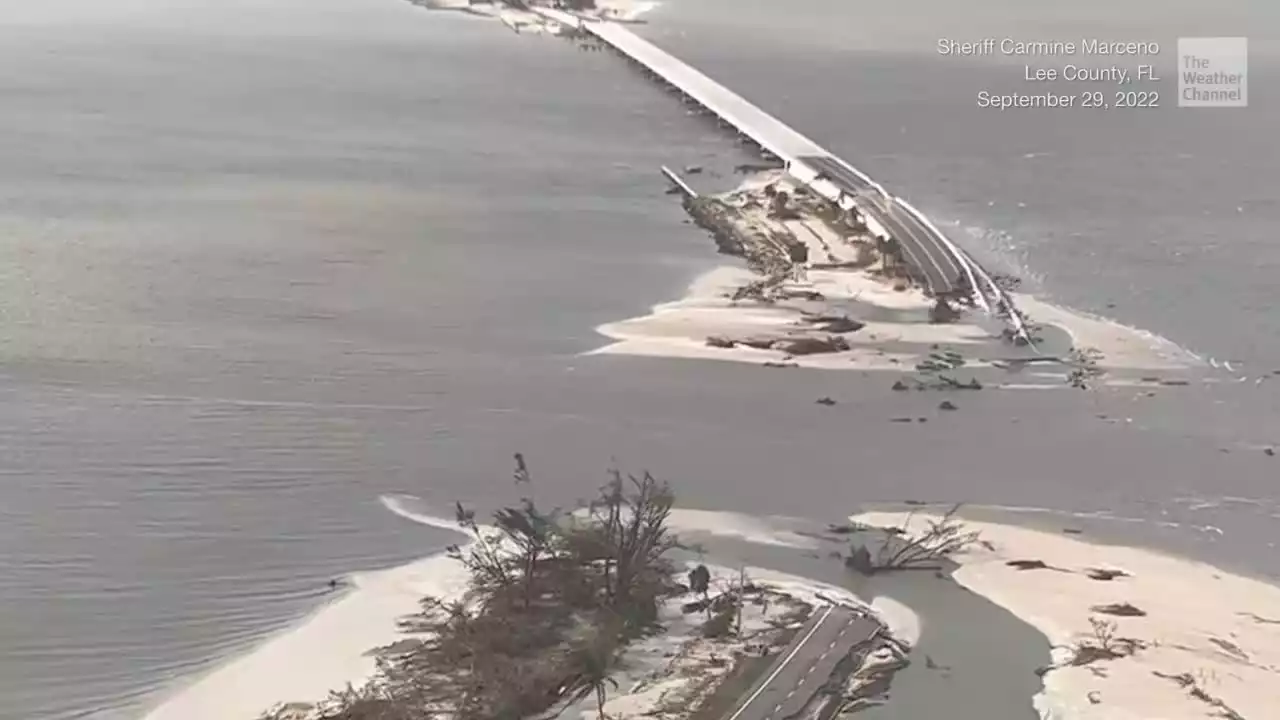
(533, 7, 1032, 339)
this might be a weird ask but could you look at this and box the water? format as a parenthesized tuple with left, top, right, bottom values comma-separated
(1, 1, 1278, 718)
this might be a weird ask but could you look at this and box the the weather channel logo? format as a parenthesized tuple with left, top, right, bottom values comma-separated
(1178, 37, 1248, 107)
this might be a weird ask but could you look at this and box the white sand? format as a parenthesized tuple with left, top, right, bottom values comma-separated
(1014, 294, 1198, 371)
(589, 166, 1195, 378)
(553, 562, 883, 720)
(589, 260, 1196, 378)
(852, 511, 1280, 720)
(142, 552, 473, 720)
(590, 266, 934, 371)
(141, 500, 909, 720)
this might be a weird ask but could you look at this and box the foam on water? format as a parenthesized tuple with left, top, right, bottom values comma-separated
(381, 492, 819, 549)
(378, 493, 471, 535)
(953, 221, 1216, 371)
(970, 503, 1225, 537)
(138, 499, 926, 719)
(665, 509, 819, 549)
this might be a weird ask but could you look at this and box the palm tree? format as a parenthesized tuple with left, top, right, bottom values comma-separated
(566, 633, 619, 720)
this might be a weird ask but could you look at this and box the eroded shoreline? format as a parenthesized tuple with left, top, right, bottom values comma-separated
(140, 500, 1280, 720)
(591, 168, 1198, 391)
(139, 5, 1263, 720)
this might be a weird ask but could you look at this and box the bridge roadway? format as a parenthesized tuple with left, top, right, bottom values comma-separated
(535, 7, 972, 300)
(725, 604, 880, 720)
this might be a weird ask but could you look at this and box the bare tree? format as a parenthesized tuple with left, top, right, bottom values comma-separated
(846, 505, 981, 574)
(296, 456, 685, 720)
(566, 469, 680, 631)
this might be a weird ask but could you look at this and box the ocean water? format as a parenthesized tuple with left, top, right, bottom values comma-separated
(1, 1, 1278, 719)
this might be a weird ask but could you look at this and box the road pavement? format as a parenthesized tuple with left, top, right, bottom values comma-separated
(725, 605, 881, 720)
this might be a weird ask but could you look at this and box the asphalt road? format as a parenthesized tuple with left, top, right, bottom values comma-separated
(794, 154, 965, 297)
(725, 605, 881, 720)
(884, 198, 967, 297)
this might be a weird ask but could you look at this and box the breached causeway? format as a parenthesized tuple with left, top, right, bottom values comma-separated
(532, 6, 1038, 349)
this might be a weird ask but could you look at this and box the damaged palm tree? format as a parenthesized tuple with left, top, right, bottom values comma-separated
(564, 627, 621, 720)
(845, 505, 981, 575)
(296, 457, 685, 720)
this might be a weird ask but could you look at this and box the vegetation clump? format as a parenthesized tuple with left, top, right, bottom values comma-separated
(845, 505, 982, 575)
(278, 458, 685, 720)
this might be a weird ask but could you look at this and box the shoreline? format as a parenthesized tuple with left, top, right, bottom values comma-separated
(851, 510, 1280, 719)
(142, 550, 473, 720)
(588, 262, 1197, 380)
(585, 168, 1199, 388)
(140, 504, 1280, 720)
(140, 501, 905, 720)
(136, 6, 1257, 720)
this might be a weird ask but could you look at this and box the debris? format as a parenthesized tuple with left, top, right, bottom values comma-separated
(776, 288, 824, 301)
(939, 400, 958, 411)
(826, 522, 864, 535)
(1086, 568, 1129, 581)
(848, 504, 981, 575)
(891, 380, 910, 391)
(1006, 559, 1050, 570)
(705, 335, 735, 349)
(1091, 602, 1146, 617)
(733, 162, 783, 174)
(845, 545, 874, 573)
(1208, 637, 1249, 661)
(802, 314, 865, 334)
(929, 299, 961, 324)
(774, 336, 850, 355)
(815, 397, 837, 406)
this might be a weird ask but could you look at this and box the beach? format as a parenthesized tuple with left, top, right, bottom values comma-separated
(853, 511, 1280, 720)
(144, 499, 1280, 720)
(4, 1, 1280, 719)
(142, 552, 474, 720)
(141, 500, 905, 720)
(139, 5, 1280, 720)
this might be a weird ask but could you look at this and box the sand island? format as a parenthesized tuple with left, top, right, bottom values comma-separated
(135, 5, 1280, 720)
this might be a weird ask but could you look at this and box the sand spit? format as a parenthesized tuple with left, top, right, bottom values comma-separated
(853, 511, 1280, 720)
(142, 553, 473, 720)
(146, 556, 897, 720)
(142, 501, 909, 720)
(410, 4, 1198, 384)
(591, 171, 1196, 385)
(591, 266, 1191, 376)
